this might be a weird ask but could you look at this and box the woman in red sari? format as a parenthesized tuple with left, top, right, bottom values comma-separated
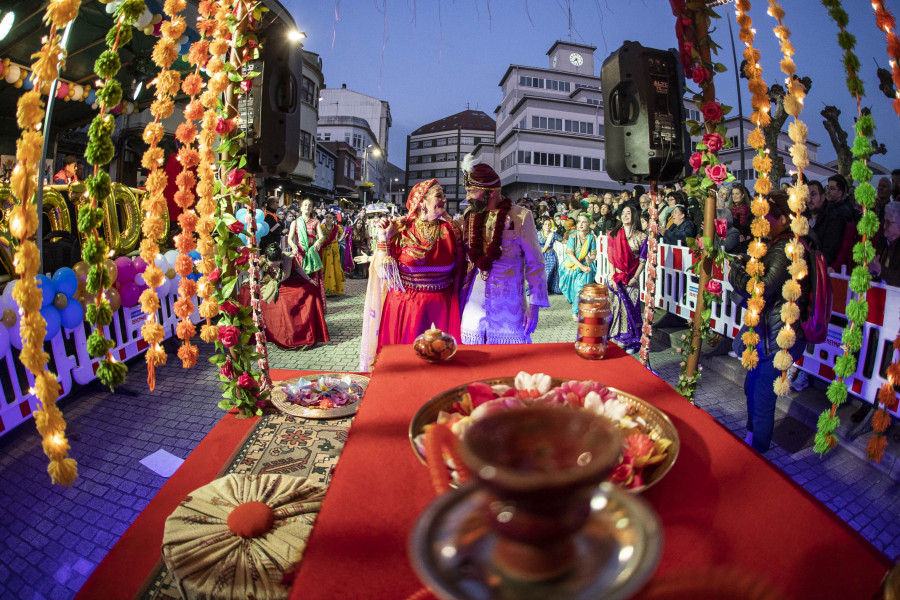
(358, 179, 463, 370)
(606, 204, 647, 354)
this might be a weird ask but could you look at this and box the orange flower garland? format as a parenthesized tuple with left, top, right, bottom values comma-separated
(734, 0, 772, 371)
(9, 0, 81, 486)
(872, 1, 900, 115)
(765, 0, 811, 397)
(138, 0, 187, 389)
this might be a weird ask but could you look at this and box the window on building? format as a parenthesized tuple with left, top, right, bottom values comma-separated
(460, 136, 474, 145)
(549, 153, 561, 167)
(301, 76, 317, 106)
(410, 141, 420, 150)
(586, 98, 600, 105)
(301, 132, 312, 159)
(344, 160, 350, 177)
(517, 150, 531, 164)
(534, 152, 548, 166)
(351, 133, 363, 150)
(729, 135, 739, 149)
(519, 118, 526, 129)
(421, 155, 431, 163)
(422, 139, 433, 148)
(436, 138, 447, 146)
(409, 156, 420, 164)
(563, 155, 581, 169)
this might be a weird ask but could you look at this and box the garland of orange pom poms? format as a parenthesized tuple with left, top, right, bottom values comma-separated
(766, 0, 811, 398)
(424, 423, 472, 494)
(872, 0, 900, 116)
(8, 0, 81, 487)
(138, 0, 188, 389)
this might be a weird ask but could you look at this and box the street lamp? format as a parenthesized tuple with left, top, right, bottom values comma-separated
(389, 177, 399, 204)
(363, 144, 382, 184)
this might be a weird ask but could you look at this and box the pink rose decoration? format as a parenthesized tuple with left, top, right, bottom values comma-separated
(240, 80, 252, 93)
(703, 132, 724, 154)
(220, 360, 234, 379)
(237, 372, 256, 389)
(691, 66, 710, 85)
(255, 400, 267, 409)
(214, 117, 235, 136)
(701, 101, 723, 123)
(226, 168, 247, 188)
(705, 164, 728, 185)
(207, 267, 221, 283)
(220, 301, 239, 316)
(688, 152, 703, 173)
(227, 221, 245, 234)
(715, 218, 728, 238)
(218, 325, 241, 348)
(706, 280, 723, 296)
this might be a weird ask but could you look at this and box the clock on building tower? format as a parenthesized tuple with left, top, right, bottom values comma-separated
(569, 52, 584, 66)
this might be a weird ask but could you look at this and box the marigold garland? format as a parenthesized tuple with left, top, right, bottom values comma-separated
(139, 0, 187, 388)
(8, 0, 81, 487)
(734, 0, 773, 372)
(871, 1, 900, 115)
(765, 0, 810, 398)
(816, 0, 882, 459)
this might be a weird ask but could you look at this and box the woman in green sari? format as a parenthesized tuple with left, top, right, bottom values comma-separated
(288, 197, 326, 307)
(558, 213, 597, 320)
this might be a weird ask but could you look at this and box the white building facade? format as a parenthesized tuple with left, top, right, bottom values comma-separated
(406, 109, 495, 213)
(317, 85, 392, 200)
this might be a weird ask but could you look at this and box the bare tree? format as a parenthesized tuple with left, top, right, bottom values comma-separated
(762, 76, 812, 184)
(821, 106, 887, 179)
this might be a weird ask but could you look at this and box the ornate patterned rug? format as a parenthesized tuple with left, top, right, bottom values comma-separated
(139, 410, 355, 600)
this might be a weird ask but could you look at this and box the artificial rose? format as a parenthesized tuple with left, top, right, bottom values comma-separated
(703, 132, 725, 154)
(214, 117, 235, 136)
(225, 168, 246, 188)
(715, 218, 728, 238)
(691, 66, 710, 85)
(688, 152, 703, 173)
(240, 80, 252, 93)
(670, 0, 687, 16)
(705, 164, 728, 185)
(220, 301, 239, 316)
(706, 280, 723, 296)
(218, 325, 240, 348)
(207, 267, 221, 283)
(227, 221, 244, 234)
(237, 372, 256, 389)
(255, 400, 267, 409)
(220, 360, 234, 379)
(701, 101, 723, 123)
(234, 247, 251, 267)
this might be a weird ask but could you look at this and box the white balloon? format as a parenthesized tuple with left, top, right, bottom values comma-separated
(72, 84, 83, 101)
(105, 2, 116, 14)
(163, 249, 179, 267)
(155, 277, 169, 297)
(154, 254, 168, 272)
(178, 35, 188, 45)
(4, 65, 20, 84)
(135, 8, 153, 29)
(124, 101, 134, 114)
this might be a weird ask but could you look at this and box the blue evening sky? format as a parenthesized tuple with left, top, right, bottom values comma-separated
(284, 0, 900, 174)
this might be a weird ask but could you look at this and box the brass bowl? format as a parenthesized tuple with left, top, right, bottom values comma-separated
(413, 328, 458, 363)
(271, 373, 370, 419)
(408, 377, 679, 493)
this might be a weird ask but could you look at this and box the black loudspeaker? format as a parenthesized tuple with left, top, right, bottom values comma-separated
(601, 41, 690, 184)
(241, 25, 302, 177)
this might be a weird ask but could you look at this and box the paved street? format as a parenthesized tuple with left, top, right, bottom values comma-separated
(0, 276, 898, 599)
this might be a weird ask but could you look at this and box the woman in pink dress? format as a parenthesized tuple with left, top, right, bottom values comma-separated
(358, 180, 463, 370)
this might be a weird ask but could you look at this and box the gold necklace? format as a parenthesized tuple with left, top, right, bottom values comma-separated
(416, 218, 442, 243)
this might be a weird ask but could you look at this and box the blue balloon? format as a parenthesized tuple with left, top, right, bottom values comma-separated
(254, 209, 264, 222)
(40, 305, 61, 340)
(51, 267, 78, 298)
(238, 233, 248, 245)
(36, 275, 55, 308)
(85, 90, 97, 105)
(22, 76, 34, 91)
(60, 300, 84, 330)
(257, 221, 269, 237)
(235, 208, 249, 222)
(187, 272, 201, 281)
(188, 250, 201, 261)
(0, 325, 9, 357)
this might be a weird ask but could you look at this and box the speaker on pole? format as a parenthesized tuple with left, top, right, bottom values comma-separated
(242, 24, 302, 177)
(601, 41, 690, 184)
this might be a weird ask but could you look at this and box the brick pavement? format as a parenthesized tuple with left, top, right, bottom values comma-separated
(0, 277, 897, 599)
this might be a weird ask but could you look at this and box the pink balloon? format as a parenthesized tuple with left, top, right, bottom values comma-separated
(114, 256, 136, 284)
(56, 81, 69, 99)
(118, 281, 141, 308)
(152, 22, 163, 36)
(132, 256, 148, 274)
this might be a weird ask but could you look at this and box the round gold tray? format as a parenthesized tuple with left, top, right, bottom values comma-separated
(409, 377, 679, 493)
(271, 373, 370, 419)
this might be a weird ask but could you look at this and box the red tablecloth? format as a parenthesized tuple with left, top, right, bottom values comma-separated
(291, 343, 891, 599)
(238, 278, 328, 349)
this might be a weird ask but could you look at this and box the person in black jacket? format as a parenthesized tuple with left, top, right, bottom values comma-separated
(813, 174, 857, 269)
(662, 205, 697, 246)
(728, 190, 811, 452)
(259, 196, 282, 252)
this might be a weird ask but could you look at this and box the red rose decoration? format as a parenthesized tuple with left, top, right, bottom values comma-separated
(701, 101, 723, 123)
(218, 325, 241, 348)
(220, 301, 239, 316)
(226, 168, 247, 188)
(234, 247, 251, 267)
(715, 218, 728, 238)
(220, 360, 234, 379)
(214, 117, 235, 136)
(207, 267, 221, 283)
(705, 164, 729, 185)
(706, 280, 723, 296)
(240, 80, 252, 93)
(228, 221, 245, 234)
(691, 66, 710, 85)
(237, 372, 256, 389)
(703, 133, 725, 154)
(689, 152, 703, 173)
